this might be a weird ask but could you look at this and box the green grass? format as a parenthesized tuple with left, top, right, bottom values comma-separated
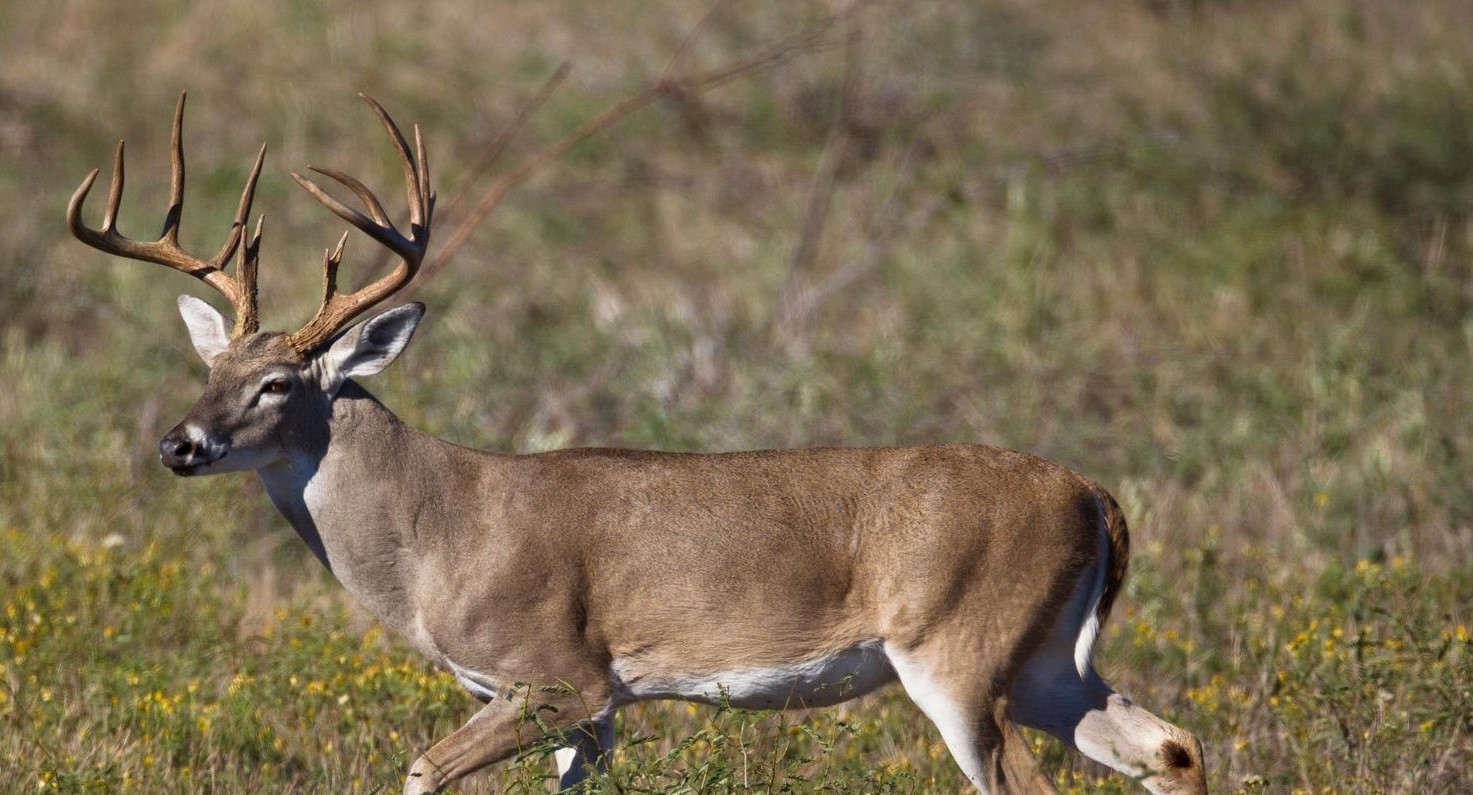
(3, 0, 1471, 792)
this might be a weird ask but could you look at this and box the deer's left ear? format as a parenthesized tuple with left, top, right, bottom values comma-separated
(318, 302, 424, 395)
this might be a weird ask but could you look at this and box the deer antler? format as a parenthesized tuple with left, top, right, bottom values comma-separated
(66, 92, 265, 338)
(285, 95, 434, 354)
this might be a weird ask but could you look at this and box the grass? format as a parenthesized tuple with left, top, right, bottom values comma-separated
(2, 0, 1471, 792)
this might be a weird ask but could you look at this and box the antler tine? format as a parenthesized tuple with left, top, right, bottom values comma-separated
(213, 143, 266, 269)
(363, 94, 431, 232)
(65, 92, 264, 338)
(162, 92, 187, 246)
(105, 140, 125, 231)
(285, 96, 434, 354)
(237, 215, 263, 336)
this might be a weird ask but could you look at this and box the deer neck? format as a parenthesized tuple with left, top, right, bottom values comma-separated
(255, 380, 429, 631)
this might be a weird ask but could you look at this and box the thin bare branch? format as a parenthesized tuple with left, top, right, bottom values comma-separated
(439, 62, 573, 226)
(781, 20, 866, 332)
(414, 3, 861, 288)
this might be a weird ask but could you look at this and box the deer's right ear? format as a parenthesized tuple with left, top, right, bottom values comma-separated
(177, 294, 231, 367)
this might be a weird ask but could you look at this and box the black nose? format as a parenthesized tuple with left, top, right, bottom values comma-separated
(159, 433, 199, 469)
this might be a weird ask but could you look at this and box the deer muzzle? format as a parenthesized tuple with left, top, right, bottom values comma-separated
(158, 424, 225, 476)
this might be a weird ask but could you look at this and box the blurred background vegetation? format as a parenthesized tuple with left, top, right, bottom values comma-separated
(1, 0, 1469, 792)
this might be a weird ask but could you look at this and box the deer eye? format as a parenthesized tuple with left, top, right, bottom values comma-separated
(261, 378, 291, 396)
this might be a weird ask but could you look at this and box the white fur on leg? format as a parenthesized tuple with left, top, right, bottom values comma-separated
(555, 717, 616, 791)
(553, 747, 579, 781)
(886, 645, 993, 792)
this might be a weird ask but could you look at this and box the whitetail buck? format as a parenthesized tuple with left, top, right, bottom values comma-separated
(67, 94, 1207, 794)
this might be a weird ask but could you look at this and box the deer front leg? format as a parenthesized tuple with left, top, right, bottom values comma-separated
(404, 698, 530, 795)
(404, 680, 617, 795)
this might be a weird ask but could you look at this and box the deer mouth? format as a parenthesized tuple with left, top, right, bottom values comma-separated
(166, 448, 227, 476)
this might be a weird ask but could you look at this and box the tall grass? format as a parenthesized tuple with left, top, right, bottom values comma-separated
(2, 1, 1470, 792)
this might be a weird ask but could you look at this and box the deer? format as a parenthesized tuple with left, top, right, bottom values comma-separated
(66, 93, 1207, 795)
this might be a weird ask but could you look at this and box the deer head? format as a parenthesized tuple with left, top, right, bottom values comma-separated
(66, 93, 435, 476)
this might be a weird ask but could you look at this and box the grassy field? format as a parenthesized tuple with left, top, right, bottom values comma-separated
(2, 0, 1471, 792)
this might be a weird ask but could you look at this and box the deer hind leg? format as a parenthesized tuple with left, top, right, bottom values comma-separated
(886, 642, 1059, 794)
(1008, 610, 1207, 794)
(1071, 687, 1206, 795)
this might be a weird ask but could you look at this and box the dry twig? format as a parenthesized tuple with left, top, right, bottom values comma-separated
(408, 4, 859, 293)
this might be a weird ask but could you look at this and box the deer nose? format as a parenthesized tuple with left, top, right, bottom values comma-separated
(159, 427, 207, 472)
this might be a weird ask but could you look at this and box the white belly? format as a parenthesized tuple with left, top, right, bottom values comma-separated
(612, 639, 896, 710)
